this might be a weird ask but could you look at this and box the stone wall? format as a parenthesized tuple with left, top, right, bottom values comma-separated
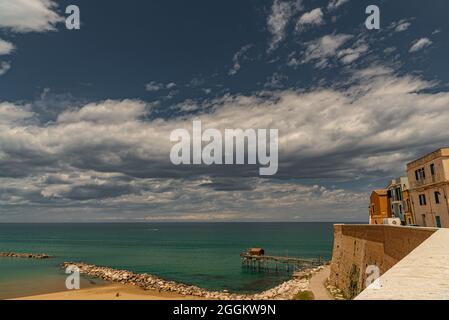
(355, 229, 449, 300)
(329, 224, 436, 299)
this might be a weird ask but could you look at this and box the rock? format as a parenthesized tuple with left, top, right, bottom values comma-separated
(0, 252, 52, 259)
(60, 261, 324, 300)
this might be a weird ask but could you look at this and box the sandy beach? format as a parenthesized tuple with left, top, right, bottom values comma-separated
(14, 266, 333, 300)
(14, 283, 200, 300)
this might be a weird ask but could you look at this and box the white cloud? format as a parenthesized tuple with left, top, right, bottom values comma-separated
(0, 61, 11, 75)
(0, 0, 62, 32)
(296, 8, 324, 32)
(300, 33, 353, 68)
(264, 72, 288, 88)
(145, 81, 176, 92)
(267, 0, 297, 52)
(395, 21, 411, 32)
(0, 39, 15, 55)
(409, 38, 432, 52)
(228, 44, 253, 75)
(145, 81, 164, 92)
(56, 100, 148, 124)
(327, 0, 349, 11)
(174, 99, 200, 112)
(0, 102, 34, 124)
(338, 43, 369, 64)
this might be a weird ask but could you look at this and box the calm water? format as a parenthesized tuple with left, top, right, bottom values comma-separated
(0, 223, 333, 299)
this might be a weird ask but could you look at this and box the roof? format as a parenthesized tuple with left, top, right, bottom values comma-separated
(407, 148, 449, 168)
(372, 189, 388, 196)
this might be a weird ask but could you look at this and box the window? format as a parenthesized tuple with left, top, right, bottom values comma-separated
(430, 163, 435, 176)
(435, 191, 441, 204)
(419, 194, 427, 206)
(422, 214, 427, 227)
(415, 168, 426, 181)
(395, 188, 402, 201)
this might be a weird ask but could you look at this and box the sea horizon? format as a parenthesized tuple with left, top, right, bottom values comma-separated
(0, 221, 365, 224)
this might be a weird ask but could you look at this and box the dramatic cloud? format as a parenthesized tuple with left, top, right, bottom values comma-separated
(2, 69, 447, 181)
(0, 39, 15, 55)
(296, 8, 324, 32)
(0, 173, 367, 222)
(0, 0, 62, 32)
(267, 0, 297, 51)
(0, 1, 448, 223)
(409, 38, 432, 52)
(2, 67, 449, 221)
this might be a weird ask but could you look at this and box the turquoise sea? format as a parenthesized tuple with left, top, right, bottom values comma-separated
(0, 223, 334, 299)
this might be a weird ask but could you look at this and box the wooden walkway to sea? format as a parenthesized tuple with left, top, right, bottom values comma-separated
(240, 250, 323, 272)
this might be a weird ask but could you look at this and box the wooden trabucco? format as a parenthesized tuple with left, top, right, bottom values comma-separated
(240, 251, 322, 272)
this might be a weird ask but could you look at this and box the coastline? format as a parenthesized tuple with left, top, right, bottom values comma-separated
(1, 223, 333, 299)
(13, 283, 200, 300)
(13, 262, 332, 300)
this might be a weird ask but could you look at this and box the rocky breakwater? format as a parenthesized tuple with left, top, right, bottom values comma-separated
(62, 262, 325, 300)
(0, 252, 52, 259)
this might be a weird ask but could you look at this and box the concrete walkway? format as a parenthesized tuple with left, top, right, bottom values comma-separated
(356, 229, 449, 300)
(309, 265, 333, 300)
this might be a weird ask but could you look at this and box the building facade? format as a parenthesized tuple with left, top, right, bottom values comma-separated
(406, 148, 449, 228)
(386, 177, 415, 225)
(402, 188, 415, 225)
(369, 190, 391, 225)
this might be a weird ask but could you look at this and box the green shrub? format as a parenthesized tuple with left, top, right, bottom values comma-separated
(294, 291, 315, 300)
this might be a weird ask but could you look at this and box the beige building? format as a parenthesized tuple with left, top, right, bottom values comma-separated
(386, 177, 415, 225)
(407, 148, 449, 228)
(402, 188, 415, 226)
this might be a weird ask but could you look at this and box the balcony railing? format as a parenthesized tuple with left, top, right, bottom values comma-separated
(411, 174, 442, 188)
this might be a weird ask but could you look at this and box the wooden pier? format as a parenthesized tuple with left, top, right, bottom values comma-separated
(240, 249, 323, 272)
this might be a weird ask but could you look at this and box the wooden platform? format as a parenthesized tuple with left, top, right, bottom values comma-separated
(240, 252, 323, 272)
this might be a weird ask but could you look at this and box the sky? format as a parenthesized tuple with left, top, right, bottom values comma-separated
(0, 0, 449, 222)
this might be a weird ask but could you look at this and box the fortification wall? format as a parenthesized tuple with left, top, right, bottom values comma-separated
(329, 224, 436, 299)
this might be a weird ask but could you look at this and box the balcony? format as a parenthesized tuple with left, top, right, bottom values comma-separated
(411, 175, 442, 189)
